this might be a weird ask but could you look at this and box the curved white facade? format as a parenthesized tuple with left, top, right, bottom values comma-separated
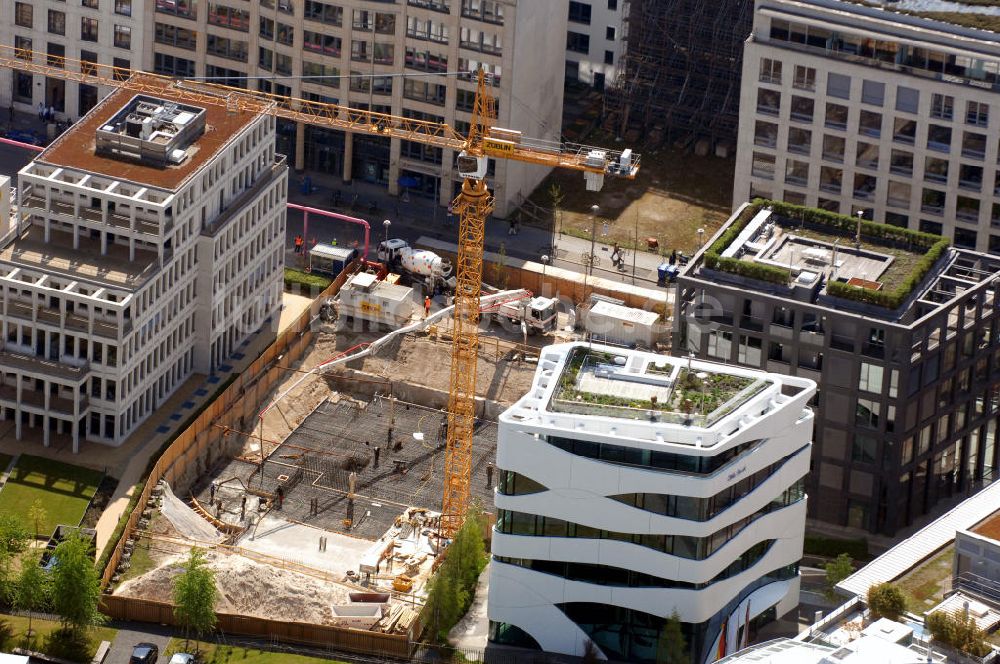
(488, 343, 816, 664)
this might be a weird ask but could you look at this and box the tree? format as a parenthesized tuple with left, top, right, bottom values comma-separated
(13, 551, 50, 640)
(27, 500, 48, 541)
(824, 553, 853, 600)
(549, 183, 565, 235)
(173, 548, 218, 651)
(866, 583, 906, 621)
(50, 532, 103, 632)
(657, 611, 687, 664)
(0, 516, 30, 606)
(926, 610, 990, 657)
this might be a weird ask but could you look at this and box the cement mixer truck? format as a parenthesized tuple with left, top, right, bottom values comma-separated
(376, 239, 456, 293)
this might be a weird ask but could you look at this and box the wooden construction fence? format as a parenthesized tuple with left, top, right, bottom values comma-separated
(100, 265, 354, 589)
(100, 595, 416, 659)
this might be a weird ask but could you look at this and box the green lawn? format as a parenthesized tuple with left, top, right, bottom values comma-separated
(898, 545, 954, 612)
(0, 612, 117, 662)
(167, 639, 350, 664)
(0, 454, 104, 537)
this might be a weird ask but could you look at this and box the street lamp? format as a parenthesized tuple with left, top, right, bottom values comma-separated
(540, 254, 549, 296)
(584, 204, 600, 301)
(382, 218, 391, 248)
(697, 228, 705, 246)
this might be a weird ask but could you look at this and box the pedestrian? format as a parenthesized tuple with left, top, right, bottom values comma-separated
(373, 446, 380, 469)
(424, 295, 431, 318)
(332, 238, 338, 246)
(294, 235, 303, 254)
(508, 220, 516, 236)
(37, 102, 43, 121)
(47, 106, 54, 122)
(670, 249, 677, 265)
(210, 481, 217, 501)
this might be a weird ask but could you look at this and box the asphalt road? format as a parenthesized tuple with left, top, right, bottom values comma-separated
(105, 624, 172, 664)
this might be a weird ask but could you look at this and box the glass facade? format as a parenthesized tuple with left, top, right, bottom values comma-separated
(546, 435, 764, 475)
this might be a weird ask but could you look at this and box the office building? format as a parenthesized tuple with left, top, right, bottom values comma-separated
(2, 0, 144, 120)
(736, 0, 1000, 253)
(147, 0, 566, 217)
(489, 341, 816, 663)
(5, 82, 286, 451)
(674, 200, 1000, 534)
(565, 0, 624, 89)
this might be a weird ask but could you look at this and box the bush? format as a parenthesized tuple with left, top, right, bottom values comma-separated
(867, 583, 907, 621)
(283, 268, 332, 292)
(926, 610, 991, 657)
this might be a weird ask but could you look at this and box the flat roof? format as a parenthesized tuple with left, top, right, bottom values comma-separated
(973, 510, 1000, 540)
(38, 79, 259, 191)
(842, 0, 1000, 34)
(837, 479, 1000, 597)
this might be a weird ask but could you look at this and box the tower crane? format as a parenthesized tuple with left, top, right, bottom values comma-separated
(0, 46, 640, 534)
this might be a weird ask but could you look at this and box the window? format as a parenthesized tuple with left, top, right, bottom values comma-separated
(604, 50, 614, 65)
(707, 330, 732, 359)
(114, 24, 131, 49)
(924, 156, 948, 183)
(760, 58, 782, 84)
(957, 196, 980, 223)
(757, 89, 780, 116)
(738, 335, 762, 366)
(893, 118, 916, 144)
(566, 31, 589, 54)
(927, 124, 952, 151)
(153, 52, 194, 77)
(856, 142, 878, 169)
(793, 65, 815, 90)
(115, 0, 132, 16)
(896, 86, 919, 113)
(931, 93, 954, 120)
(606, 26, 615, 41)
(751, 152, 776, 179)
(47, 42, 65, 68)
(83, 0, 99, 8)
(827, 72, 850, 99)
(887, 181, 911, 208)
(885, 212, 908, 228)
(155, 0, 196, 19)
(15, 2, 32, 28)
(890, 150, 913, 175)
(861, 80, 884, 105)
(754, 120, 778, 148)
(113, 56, 130, 80)
(568, 1, 592, 24)
(859, 362, 884, 392)
(790, 96, 814, 122)
(854, 174, 877, 200)
(825, 103, 848, 130)
(155, 23, 197, 49)
(856, 398, 881, 428)
(48, 10, 66, 35)
(608, 0, 617, 8)
(819, 166, 842, 194)
(859, 110, 881, 137)
(955, 227, 978, 249)
(14, 36, 32, 61)
(80, 50, 98, 75)
(81, 17, 99, 42)
(785, 160, 809, 186)
(852, 435, 878, 464)
(920, 219, 943, 235)
(959, 164, 983, 191)
(822, 135, 845, 162)
(963, 131, 987, 160)
(921, 188, 946, 215)
(968, 101, 989, 127)
(788, 127, 811, 155)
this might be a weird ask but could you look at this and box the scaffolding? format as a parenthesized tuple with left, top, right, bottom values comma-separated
(606, 0, 754, 150)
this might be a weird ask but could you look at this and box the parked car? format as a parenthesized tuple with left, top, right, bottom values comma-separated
(129, 643, 159, 664)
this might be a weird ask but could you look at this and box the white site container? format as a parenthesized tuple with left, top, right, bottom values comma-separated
(337, 272, 417, 327)
(584, 300, 660, 348)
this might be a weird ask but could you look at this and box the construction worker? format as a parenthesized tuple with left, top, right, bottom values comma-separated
(424, 295, 431, 318)
(294, 235, 303, 254)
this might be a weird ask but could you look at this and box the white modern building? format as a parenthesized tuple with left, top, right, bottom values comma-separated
(4, 84, 286, 451)
(565, 0, 625, 89)
(735, 0, 1000, 254)
(488, 342, 817, 664)
(1, 0, 146, 120)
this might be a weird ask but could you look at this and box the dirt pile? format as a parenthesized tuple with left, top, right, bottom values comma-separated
(116, 550, 352, 624)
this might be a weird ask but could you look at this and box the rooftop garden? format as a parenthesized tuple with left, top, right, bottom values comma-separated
(553, 348, 767, 426)
(846, 0, 1000, 34)
(703, 199, 951, 310)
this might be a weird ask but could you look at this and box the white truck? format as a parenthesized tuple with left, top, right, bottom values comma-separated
(376, 239, 456, 293)
(486, 293, 559, 335)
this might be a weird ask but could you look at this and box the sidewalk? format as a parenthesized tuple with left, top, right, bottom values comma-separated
(285, 172, 669, 285)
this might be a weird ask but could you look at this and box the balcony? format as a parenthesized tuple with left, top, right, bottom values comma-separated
(0, 350, 88, 382)
(408, 0, 450, 12)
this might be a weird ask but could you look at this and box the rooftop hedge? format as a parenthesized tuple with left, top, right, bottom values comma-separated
(703, 199, 951, 310)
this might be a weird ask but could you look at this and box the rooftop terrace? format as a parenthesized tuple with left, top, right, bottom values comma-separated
(697, 200, 951, 312)
(39, 79, 259, 191)
(847, 0, 1000, 34)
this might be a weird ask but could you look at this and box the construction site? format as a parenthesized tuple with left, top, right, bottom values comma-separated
(104, 237, 674, 637)
(605, 0, 753, 154)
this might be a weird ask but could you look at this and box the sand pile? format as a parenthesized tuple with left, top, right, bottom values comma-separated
(116, 550, 352, 624)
